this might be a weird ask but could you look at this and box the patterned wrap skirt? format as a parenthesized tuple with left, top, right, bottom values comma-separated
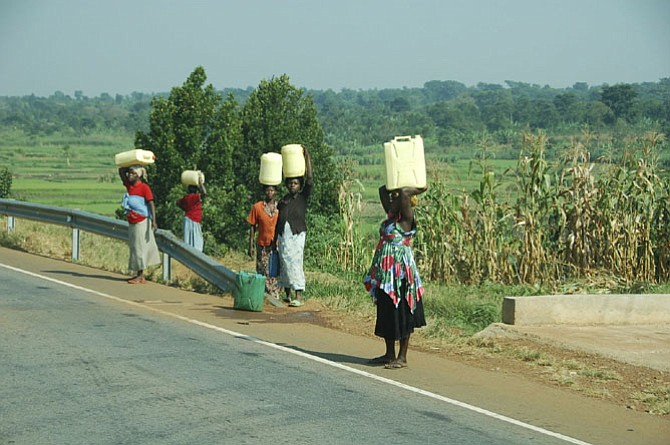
(256, 245, 280, 299)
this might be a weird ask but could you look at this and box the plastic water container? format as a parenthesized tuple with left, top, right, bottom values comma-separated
(233, 271, 266, 312)
(259, 152, 282, 185)
(115, 149, 155, 167)
(181, 170, 204, 186)
(383, 135, 426, 189)
(281, 144, 306, 178)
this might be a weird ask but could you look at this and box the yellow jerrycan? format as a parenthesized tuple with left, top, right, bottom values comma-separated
(383, 135, 426, 189)
(259, 152, 283, 185)
(181, 170, 204, 186)
(281, 144, 306, 178)
(115, 149, 155, 167)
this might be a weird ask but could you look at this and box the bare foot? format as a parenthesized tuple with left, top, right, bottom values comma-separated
(384, 359, 407, 369)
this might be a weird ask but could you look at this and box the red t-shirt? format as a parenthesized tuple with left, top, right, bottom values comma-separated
(123, 180, 154, 224)
(246, 201, 278, 247)
(178, 193, 203, 223)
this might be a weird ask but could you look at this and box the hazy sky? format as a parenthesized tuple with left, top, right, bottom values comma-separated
(1, 0, 668, 97)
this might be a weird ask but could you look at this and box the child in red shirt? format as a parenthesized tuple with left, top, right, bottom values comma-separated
(177, 181, 206, 252)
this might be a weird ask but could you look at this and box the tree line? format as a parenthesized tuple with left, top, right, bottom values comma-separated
(1, 77, 668, 148)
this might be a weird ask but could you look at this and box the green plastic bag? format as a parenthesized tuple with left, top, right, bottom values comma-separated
(233, 271, 266, 312)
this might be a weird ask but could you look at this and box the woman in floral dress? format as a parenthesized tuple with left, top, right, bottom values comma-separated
(364, 185, 427, 369)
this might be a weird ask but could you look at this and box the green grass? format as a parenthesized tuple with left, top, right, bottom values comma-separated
(1, 129, 132, 216)
(11, 178, 123, 216)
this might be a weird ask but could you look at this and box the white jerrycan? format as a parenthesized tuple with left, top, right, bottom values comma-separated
(383, 135, 426, 190)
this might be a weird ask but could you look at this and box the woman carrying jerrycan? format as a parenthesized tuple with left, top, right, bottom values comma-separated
(364, 135, 428, 369)
(275, 144, 313, 307)
(177, 170, 207, 252)
(118, 164, 161, 284)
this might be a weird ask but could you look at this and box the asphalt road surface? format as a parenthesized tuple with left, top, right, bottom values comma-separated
(2, 247, 668, 445)
(2, 264, 587, 445)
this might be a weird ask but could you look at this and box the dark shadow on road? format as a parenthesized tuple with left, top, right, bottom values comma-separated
(42, 269, 125, 282)
(283, 345, 386, 368)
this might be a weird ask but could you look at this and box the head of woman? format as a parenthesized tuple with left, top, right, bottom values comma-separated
(263, 184, 277, 201)
(187, 185, 198, 194)
(284, 177, 303, 195)
(387, 189, 419, 214)
(126, 165, 146, 184)
(388, 190, 402, 214)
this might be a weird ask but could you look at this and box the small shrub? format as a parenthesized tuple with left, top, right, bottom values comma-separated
(0, 166, 12, 198)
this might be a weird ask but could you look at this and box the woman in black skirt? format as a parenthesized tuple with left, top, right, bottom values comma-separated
(363, 185, 427, 369)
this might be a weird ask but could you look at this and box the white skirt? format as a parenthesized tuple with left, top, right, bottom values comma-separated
(128, 219, 161, 272)
(277, 222, 306, 290)
(182, 216, 203, 252)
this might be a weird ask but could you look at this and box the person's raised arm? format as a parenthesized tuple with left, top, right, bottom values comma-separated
(198, 174, 207, 197)
(118, 167, 129, 183)
(303, 145, 313, 185)
(379, 185, 392, 214)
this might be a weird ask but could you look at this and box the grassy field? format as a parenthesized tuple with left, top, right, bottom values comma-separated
(1, 129, 133, 215)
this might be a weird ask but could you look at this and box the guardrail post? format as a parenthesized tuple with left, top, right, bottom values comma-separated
(7, 216, 15, 233)
(162, 252, 172, 282)
(72, 228, 80, 261)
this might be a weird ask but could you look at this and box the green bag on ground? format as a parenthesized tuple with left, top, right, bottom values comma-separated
(233, 271, 266, 312)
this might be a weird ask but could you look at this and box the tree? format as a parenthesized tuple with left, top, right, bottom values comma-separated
(530, 100, 559, 129)
(601, 84, 638, 122)
(135, 66, 245, 248)
(473, 89, 514, 131)
(239, 75, 338, 216)
(389, 97, 411, 113)
(423, 80, 467, 102)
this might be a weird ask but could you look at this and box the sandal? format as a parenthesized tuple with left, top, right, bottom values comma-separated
(127, 276, 146, 284)
(384, 360, 407, 369)
(288, 299, 303, 307)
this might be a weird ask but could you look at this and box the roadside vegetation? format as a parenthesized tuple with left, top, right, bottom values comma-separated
(1, 69, 669, 415)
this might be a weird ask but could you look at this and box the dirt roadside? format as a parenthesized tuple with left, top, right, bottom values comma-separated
(262, 298, 670, 417)
(1, 246, 669, 445)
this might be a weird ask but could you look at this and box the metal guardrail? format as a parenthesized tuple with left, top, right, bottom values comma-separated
(0, 198, 236, 292)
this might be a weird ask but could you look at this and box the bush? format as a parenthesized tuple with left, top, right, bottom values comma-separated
(0, 167, 12, 198)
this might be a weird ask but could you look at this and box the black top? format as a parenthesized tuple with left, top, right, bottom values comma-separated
(276, 180, 312, 235)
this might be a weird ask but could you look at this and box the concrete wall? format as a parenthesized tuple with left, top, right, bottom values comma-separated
(502, 294, 670, 325)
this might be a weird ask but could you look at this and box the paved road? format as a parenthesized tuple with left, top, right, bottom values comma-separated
(1, 265, 576, 445)
(1, 247, 668, 445)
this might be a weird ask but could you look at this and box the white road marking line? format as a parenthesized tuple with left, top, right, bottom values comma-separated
(1, 262, 593, 445)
